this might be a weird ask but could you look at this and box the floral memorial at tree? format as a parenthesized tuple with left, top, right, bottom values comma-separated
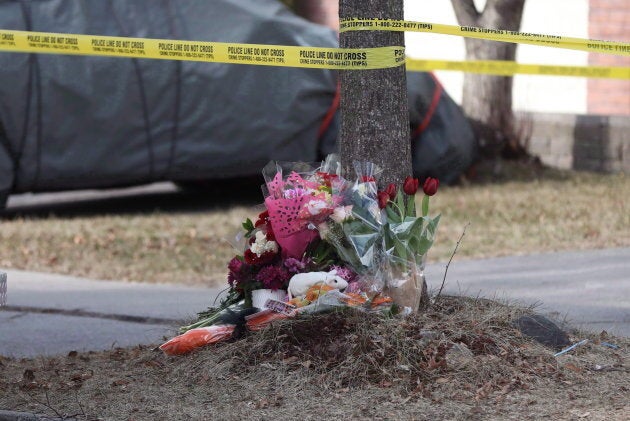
(160, 155, 440, 355)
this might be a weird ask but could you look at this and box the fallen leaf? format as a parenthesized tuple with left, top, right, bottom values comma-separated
(112, 379, 131, 386)
(70, 371, 93, 382)
(254, 399, 269, 409)
(564, 363, 583, 373)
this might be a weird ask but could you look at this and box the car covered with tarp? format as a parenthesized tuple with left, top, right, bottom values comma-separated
(0, 0, 476, 208)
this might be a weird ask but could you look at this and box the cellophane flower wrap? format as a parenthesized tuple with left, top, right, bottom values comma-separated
(165, 155, 442, 355)
(317, 161, 385, 289)
(319, 162, 441, 312)
(262, 159, 343, 259)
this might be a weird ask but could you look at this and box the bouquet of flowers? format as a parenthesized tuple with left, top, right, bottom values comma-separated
(160, 155, 441, 355)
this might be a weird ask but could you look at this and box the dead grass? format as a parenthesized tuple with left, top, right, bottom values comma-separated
(0, 296, 627, 420)
(0, 165, 628, 286)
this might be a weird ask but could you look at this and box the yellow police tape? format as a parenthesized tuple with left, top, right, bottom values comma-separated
(1, 29, 628, 79)
(0, 29, 404, 70)
(340, 19, 630, 57)
(406, 58, 630, 80)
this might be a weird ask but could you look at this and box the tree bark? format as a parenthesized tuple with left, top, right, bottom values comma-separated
(338, 0, 412, 188)
(339, 0, 429, 312)
(451, 0, 526, 155)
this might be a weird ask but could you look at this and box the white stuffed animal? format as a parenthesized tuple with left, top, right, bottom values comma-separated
(287, 270, 348, 300)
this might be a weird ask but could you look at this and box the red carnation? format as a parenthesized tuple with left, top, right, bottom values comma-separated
(403, 176, 419, 195)
(316, 171, 338, 188)
(254, 210, 269, 228)
(423, 177, 439, 196)
(244, 249, 276, 266)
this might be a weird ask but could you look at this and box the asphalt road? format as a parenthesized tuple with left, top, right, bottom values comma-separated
(1, 247, 628, 358)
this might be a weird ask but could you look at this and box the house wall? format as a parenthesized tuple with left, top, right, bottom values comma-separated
(404, 0, 591, 115)
(588, 0, 630, 116)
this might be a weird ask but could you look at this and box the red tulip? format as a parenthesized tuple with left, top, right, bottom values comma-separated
(402, 176, 419, 196)
(423, 177, 439, 196)
(385, 183, 397, 200)
(377, 191, 390, 209)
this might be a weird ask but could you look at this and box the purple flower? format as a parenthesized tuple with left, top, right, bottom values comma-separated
(283, 257, 306, 274)
(345, 281, 361, 294)
(255, 266, 291, 291)
(227, 257, 252, 289)
(330, 265, 358, 283)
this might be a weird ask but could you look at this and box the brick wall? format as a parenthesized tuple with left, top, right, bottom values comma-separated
(522, 112, 630, 173)
(588, 0, 630, 115)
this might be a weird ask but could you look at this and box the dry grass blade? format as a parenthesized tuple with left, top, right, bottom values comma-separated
(1, 167, 628, 287)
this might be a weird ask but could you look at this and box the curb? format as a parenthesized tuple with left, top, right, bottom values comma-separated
(0, 271, 6, 307)
(0, 410, 67, 421)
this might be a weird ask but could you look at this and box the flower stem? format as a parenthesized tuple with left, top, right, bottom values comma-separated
(389, 200, 405, 220)
(422, 195, 430, 217)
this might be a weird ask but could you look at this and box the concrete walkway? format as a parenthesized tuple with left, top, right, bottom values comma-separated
(1, 248, 628, 358)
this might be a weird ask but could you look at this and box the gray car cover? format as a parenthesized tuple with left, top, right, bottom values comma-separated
(0, 0, 476, 205)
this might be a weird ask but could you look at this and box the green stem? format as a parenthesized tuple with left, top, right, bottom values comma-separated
(406, 194, 416, 217)
(422, 195, 430, 217)
(244, 288, 253, 308)
(389, 200, 405, 221)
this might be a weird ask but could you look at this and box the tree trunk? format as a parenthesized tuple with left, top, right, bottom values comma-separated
(339, 0, 429, 311)
(338, 0, 412, 188)
(451, 0, 526, 156)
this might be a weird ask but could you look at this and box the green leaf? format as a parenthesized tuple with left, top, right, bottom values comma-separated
(242, 218, 255, 236)
(396, 191, 406, 219)
(415, 214, 441, 255)
(385, 205, 401, 224)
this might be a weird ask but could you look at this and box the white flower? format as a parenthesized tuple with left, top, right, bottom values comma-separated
(306, 199, 328, 216)
(263, 240, 278, 254)
(331, 205, 354, 223)
(318, 222, 330, 240)
(249, 230, 278, 256)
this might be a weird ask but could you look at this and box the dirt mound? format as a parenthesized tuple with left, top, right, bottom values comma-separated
(1, 296, 627, 420)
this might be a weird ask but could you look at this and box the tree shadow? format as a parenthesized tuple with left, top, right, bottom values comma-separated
(0, 176, 264, 220)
